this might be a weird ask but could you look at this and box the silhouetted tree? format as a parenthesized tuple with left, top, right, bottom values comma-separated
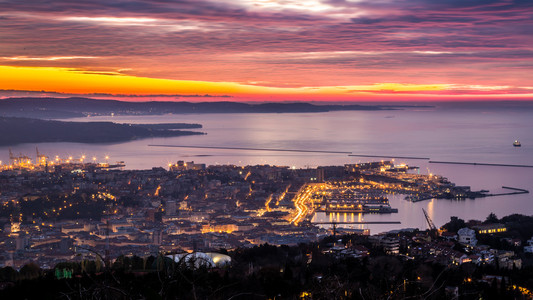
(485, 212, 499, 224)
(19, 263, 40, 280)
(0, 266, 17, 282)
(442, 216, 466, 233)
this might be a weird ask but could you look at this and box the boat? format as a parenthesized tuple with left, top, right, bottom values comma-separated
(513, 140, 521, 147)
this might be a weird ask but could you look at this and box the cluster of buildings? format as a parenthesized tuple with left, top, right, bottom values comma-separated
(1, 155, 529, 272)
(326, 223, 525, 271)
(408, 230, 522, 269)
(0, 159, 334, 269)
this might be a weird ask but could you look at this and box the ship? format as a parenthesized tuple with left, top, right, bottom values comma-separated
(513, 140, 521, 147)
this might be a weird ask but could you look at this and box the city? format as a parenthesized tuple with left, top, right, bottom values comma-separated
(0, 151, 512, 267)
(1, 152, 533, 298)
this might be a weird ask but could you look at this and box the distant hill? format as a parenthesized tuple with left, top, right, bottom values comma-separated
(0, 117, 204, 146)
(0, 97, 399, 119)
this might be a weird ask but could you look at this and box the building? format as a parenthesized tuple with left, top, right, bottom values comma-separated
(165, 200, 177, 216)
(169, 161, 206, 172)
(441, 231, 458, 241)
(316, 167, 325, 183)
(473, 223, 507, 235)
(524, 237, 533, 253)
(458, 227, 477, 246)
(381, 237, 400, 255)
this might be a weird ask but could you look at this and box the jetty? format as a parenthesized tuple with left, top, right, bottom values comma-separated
(485, 186, 529, 197)
(429, 160, 533, 168)
(150, 145, 431, 159)
(149, 144, 351, 154)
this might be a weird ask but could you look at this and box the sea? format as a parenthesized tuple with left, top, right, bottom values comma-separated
(2, 102, 533, 234)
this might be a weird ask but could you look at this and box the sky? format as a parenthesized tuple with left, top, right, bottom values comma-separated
(1, 0, 533, 101)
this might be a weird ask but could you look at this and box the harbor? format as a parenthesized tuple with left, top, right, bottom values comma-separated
(0, 148, 125, 173)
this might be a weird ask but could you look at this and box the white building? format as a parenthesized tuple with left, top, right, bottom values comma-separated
(458, 227, 477, 246)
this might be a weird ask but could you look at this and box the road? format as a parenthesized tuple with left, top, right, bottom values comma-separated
(291, 183, 330, 225)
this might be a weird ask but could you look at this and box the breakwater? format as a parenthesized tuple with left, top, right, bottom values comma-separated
(429, 160, 533, 168)
(149, 144, 351, 154)
(486, 186, 529, 197)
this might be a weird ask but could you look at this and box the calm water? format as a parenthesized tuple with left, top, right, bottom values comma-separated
(2, 105, 533, 233)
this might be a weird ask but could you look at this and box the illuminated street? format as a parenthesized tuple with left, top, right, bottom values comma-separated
(291, 183, 330, 225)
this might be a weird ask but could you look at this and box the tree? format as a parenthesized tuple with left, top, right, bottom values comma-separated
(19, 263, 40, 280)
(485, 213, 499, 224)
(0, 266, 17, 281)
(442, 216, 466, 233)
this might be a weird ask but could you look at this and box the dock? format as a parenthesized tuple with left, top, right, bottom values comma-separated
(149, 144, 352, 154)
(429, 160, 533, 168)
(485, 186, 529, 197)
(149, 144, 431, 159)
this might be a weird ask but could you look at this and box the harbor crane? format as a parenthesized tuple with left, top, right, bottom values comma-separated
(36, 147, 49, 165)
(422, 208, 438, 238)
(9, 148, 30, 165)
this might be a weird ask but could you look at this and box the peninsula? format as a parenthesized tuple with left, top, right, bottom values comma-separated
(0, 117, 204, 146)
(0, 97, 420, 119)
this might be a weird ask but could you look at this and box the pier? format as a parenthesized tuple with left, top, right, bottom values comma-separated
(149, 144, 352, 154)
(429, 160, 533, 168)
(150, 144, 433, 160)
(485, 186, 529, 197)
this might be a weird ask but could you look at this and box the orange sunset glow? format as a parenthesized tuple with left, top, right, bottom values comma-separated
(0, 65, 458, 100)
(2, 65, 532, 102)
